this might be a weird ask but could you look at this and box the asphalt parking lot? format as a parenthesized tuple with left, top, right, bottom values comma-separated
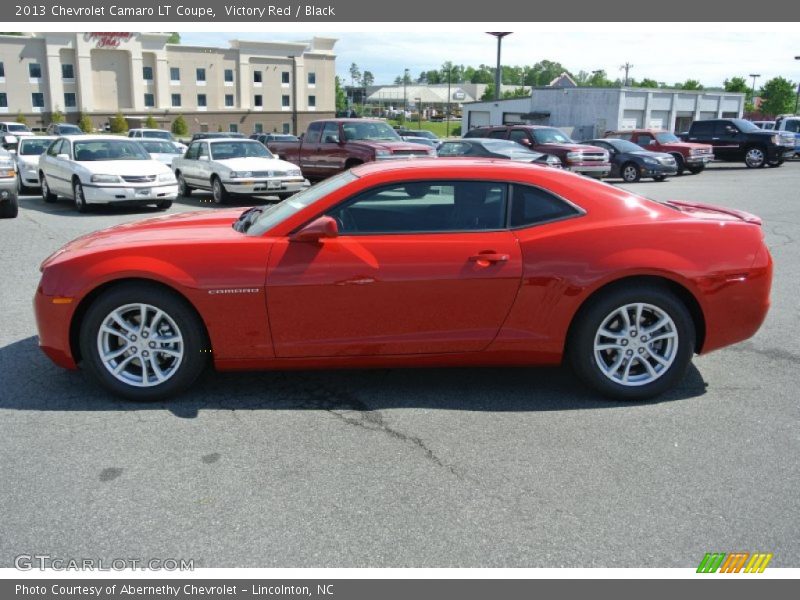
(1, 161, 798, 568)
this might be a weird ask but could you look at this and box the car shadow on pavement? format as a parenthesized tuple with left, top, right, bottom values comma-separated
(17, 195, 166, 217)
(172, 193, 282, 210)
(0, 336, 708, 418)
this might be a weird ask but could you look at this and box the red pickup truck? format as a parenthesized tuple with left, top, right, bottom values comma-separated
(463, 125, 611, 178)
(603, 129, 714, 175)
(267, 119, 434, 180)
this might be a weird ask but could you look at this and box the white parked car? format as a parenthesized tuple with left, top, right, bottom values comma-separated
(0, 121, 35, 142)
(14, 136, 57, 193)
(138, 137, 184, 167)
(38, 136, 178, 212)
(172, 138, 308, 203)
(128, 128, 187, 153)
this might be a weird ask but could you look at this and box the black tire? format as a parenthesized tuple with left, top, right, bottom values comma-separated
(672, 154, 685, 175)
(176, 171, 192, 197)
(79, 282, 209, 401)
(621, 162, 641, 183)
(653, 175, 667, 182)
(156, 200, 173, 210)
(687, 164, 705, 175)
(211, 176, 230, 204)
(0, 194, 18, 218)
(766, 160, 783, 168)
(41, 173, 57, 203)
(568, 284, 696, 401)
(744, 146, 767, 168)
(73, 180, 88, 213)
(17, 176, 28, 196)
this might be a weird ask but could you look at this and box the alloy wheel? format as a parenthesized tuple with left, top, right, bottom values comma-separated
(745, 148, 765, 168)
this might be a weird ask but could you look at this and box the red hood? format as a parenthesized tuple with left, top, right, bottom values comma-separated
(352, 140, 432, 152)
(42, 210, 244, 267)
(538, 142, 600, 152)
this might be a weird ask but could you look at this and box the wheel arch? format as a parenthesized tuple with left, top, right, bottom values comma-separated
(566, 274, 706, 354)
(68, 277, 211, 364)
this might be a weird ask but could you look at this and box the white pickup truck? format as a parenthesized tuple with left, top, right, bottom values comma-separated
(774, 115, 800, 156)
(172, 137, 308, 204)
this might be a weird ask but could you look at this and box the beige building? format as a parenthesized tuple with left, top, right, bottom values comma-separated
(0, 33, 337, 135)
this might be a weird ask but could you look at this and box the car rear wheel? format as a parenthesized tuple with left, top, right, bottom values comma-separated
(621, 162, 641, 183)
(73, 180, 88, 213)
(744, 146, 766, 168)
(767, 159, 783, 168)
(211, 176, 230, 204)
(672, 154, 685, 175)
(0, 193, 18, 218)
(156, 200, 173, 210)
(568, 285, 695, 401)
(41, 174, 57, 203)
(79, 283, 209, 401)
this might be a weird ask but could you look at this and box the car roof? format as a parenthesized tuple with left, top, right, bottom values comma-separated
(138, 137, 179, 143)
(64, 135, 131, 142)
(20, 135, 57, 142)
(201, 137, 260, 143)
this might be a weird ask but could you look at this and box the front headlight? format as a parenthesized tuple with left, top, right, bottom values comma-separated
(90, 174, 122, 183)
(158, 172, 176, 182)
(566, 151, 582, 161)
(0, 160, 14, 170)
(229, 171, 252, 179)
(287, 169, 302, 177)
(643, 157, 658, 165)
(374, 149, 391, 158)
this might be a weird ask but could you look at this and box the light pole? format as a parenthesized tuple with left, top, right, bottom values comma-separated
(795, 57, 800, 114)
(446, 64, 452, 138)
(403, 68, 409, 124)
(487, 32, 511, 100)
(748, 74, 760, 110)
(620, 62, 633, 86)
(416, 97, 422, 129)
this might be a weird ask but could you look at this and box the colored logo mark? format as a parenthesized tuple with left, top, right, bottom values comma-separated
(697, 552, 773, 573)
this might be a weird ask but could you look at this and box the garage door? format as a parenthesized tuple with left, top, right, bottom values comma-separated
(622, 109, 644, 129)
(468, 110, 491, 129)
(649, 110, 670, 130)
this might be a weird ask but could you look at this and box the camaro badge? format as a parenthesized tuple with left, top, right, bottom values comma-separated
(208, 288, 260, 295)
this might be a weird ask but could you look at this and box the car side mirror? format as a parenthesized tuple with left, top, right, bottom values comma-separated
(519, 138, 531, 146)
(648, 140, 657, 146)
(324, 135, 340, 144)
(290, 215, 339, 243)
(56, 153, 70, 160)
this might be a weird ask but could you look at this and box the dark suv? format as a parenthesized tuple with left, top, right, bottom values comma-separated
(680, 118, 795, 168)
(464, 125, 611, 178)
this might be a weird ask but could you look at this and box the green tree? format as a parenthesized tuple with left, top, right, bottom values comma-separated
(362, 70, 374, 88)
(335, 76, 347, 112)
(677, 79, 704, 90)
(171, 114, 189, 136)
(109, 111, 128, 133)
(637, 78, 659, 88)
(77, 113, 93, 133)
(166, 32, 180, 44)
(50, 108, 65, 124)
(723, 76, 749, 93)
(15, 111, 27, 125)
(469, 65, 494, 84)
(759, 77, 796, 116)
(587, 70, 613, 87)
(523, 60, 572, 87)
(145, 114, 159, 129)
(349, 63, 361, 88)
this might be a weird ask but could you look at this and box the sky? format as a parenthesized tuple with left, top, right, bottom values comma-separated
(180, 30, 799, 89)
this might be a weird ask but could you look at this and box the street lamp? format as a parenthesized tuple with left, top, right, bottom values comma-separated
(403, 68, 409, 123)
(795, 57, 800, 114)
(416, 97, 422, 129)
(748, 74, 760, 109)
(487, 32, 511, 100)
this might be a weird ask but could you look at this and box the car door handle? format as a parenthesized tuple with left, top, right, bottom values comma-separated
(469, 252, 509, 264)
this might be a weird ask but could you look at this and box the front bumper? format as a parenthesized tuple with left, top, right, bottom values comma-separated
(685, 154, 714, 165)
(82, 183, 178, 204)
(19, 168, 41, 188)
(34, 285, 79, 370)
(640, 162, 678, 177)
(567, 163, 611, 177)
(222, 178, 308, 196)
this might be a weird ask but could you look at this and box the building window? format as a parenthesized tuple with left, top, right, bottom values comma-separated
(63, 92, 76, 108)
(308, 95, 316, 108)
(254, 95, 263, 107)
(282, 123, 290, 134)
(253, 70, 262, 83)
(281, 71, 290, 85)
(62, 64, 75, 80)
(171, 93, 181, 107)
(29, 63, 42, 79)
(224, 94, 234, 107)
(170, 67, 180, 83)
(0, 93, 7, 109)
(0, 62, 4, 79)
(254, 123, 263, 134)
(281, 95, 290, 108)
(197, 94, 207, 107)
(308, 72, 316, 85)
(31, 92, 45, 109)
(144, 93, 155, 108)
(224, 69, 234, 83)
(229, 124, 238, 133)
(196, 68, 206, 83)
(142, 66, 153, 81)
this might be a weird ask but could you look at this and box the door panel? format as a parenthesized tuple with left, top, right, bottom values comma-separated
(266, 232, 522, 357)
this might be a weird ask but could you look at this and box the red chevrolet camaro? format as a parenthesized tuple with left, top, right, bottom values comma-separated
(34, 159, 772, 401)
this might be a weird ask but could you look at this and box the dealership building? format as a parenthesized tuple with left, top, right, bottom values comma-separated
(462, 86, 746, 140)
(0, 32, 336, 135)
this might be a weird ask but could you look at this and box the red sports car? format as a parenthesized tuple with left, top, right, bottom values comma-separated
(34, 159, 772, 401)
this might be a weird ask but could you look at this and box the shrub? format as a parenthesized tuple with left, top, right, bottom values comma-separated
(15, 111, 27, 125)
(50, 109, 65, 124)
(109, 111, 128, 134)
(144, 114, 159, 129)
(78, 113, 93, 133)
(171, 114, 189, 136)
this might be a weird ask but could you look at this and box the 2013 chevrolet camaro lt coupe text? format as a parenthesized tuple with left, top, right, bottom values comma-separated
(33, 159, 772, 401)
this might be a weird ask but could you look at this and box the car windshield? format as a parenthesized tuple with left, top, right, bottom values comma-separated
(342, 122, 401, 141)
(141, 140, 181, 154)
(606, 139, 645, 153)
(248, 171, 357, 236)
(73, 140, 151, 161)
(533, 128, 573, 144)
(19, 139, 53, 155)
(144, 131, 172, 141)
(481, 139, 542, 157)
(654, 132, 680, 143)
(732, 119, 760, 132)
(210, 141, 273, 160)
(59, 125, 82, 134)
(7, 124, 30, 133)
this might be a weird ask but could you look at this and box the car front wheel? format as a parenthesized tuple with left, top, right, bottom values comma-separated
(569, 285, 695, 400)
(41, 173, 57, 203)
(73, 180, 88, 213)
(211, 176, 230, 204)
(79, 283, 209, 401)
(744, 147, 766, 168)
(621, 162, 641, 183)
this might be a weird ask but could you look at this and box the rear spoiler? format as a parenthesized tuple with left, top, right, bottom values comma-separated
(664, 199, 762, 226)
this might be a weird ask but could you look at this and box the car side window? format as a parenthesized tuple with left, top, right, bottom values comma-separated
(489, 129, 507, 140)
(327, 181, 508, 234)
(617, 132, 632, 141)
(636, 134, 654, 147)
(46, 139, 61, 157)
(305, 122, 323, 144)
(509, 130, 529, 145)
(322, 122, 340, 143)
(691, 121, 714, 136)
(197, 143, 209, 159)
(185, 142, 200, 160)
(509, 184, 580, 228)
